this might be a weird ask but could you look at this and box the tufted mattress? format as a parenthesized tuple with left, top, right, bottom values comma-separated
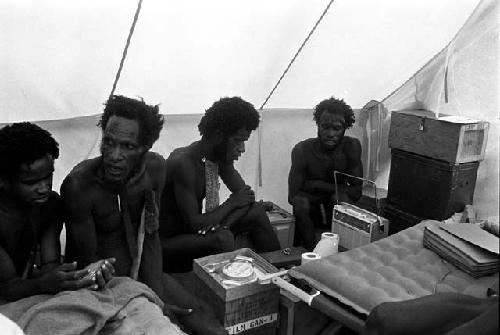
(289, 220, 499, 315)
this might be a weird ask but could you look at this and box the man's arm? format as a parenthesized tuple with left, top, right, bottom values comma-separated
(218, 163, 246, 193)
(60, 175, 99, 267)
(298, 139, 363, 202)
(288, 145, 325, 204)
(38, 202, 64, 272)
(0, 245, 40, 300)
(170, 157, 252, 233)
(0, 237, 93, 301)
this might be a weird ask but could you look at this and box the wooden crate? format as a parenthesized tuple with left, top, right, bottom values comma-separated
(267, 204, 295, 249)
(388, 110, 489, 163)
(194, 248, 280, 335)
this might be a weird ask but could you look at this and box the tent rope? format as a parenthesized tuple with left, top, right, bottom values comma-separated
(257, 0, 336, 187)
(109, 0, 144, 98)
(259, 0, 336, 110)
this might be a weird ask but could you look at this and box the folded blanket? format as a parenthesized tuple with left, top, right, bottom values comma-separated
(0, 277, 185, 335)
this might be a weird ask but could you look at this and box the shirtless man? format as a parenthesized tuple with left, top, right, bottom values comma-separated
(160, 96, 281, 272)
(61, 95, 225, 335)
(0, 122, 95, 301)
(288, 97, 363, 250)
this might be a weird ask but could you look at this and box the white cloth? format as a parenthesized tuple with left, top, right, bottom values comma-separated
(0, 313, 24, 335)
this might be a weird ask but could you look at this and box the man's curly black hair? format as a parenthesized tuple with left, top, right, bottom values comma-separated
(0, 122, 59, 180)
(313, 97, 355, 129)
(198, 97, 259, 138)
(98, 95, 164, 148)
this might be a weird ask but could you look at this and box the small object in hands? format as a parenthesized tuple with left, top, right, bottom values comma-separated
(81, 260, 105, 282)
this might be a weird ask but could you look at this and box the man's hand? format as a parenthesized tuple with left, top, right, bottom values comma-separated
(38, 261, 96, 294)
(228, 185, 255, 209)
(197, 223, 227, 235)
(83, 258, 116, 289)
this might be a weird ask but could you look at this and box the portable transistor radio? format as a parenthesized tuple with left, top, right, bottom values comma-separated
(331, 172, 389, 250)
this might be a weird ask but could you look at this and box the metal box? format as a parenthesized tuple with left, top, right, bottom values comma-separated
(266, 204, 295, 249)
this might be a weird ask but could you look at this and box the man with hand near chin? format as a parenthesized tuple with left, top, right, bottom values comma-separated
(288, 97, 363, 251)
(160, 96, 281, 273)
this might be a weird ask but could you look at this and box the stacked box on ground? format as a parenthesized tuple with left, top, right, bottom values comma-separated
(194, 248, 280, 335)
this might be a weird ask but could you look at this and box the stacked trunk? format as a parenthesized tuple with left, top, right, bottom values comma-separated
(384, 110, 488, 234)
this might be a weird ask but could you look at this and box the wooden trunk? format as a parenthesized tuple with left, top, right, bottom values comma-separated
(387, 149, 479, 220)
(382, 201, 423, 234)
(388, 110, 489, 163)
(194, 248, 280, 335)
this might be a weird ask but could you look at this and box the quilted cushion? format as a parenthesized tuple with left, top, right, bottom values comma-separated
(289, 220, 499, 315)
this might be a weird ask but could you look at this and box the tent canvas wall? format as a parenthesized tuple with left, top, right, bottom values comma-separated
(1, 0, 498, 220)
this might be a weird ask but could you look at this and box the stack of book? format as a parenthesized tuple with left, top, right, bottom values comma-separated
(424, 223, 499, 278)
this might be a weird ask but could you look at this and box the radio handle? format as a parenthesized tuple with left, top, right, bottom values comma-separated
(333, 171, 382, 220)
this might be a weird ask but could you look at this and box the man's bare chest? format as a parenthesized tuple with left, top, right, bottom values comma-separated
(91, 190, 145, 233)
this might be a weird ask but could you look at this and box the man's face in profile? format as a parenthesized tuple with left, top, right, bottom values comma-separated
(317, 112, 346, 150)
(101, 115, 145, 185)
(10, 154, 54, 206)
(214, 128, 251, 164)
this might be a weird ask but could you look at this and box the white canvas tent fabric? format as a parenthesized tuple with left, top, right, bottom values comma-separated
(1, 0, 497, 220)
(363, 0, 499, 219)
(1, 0, 478, 121)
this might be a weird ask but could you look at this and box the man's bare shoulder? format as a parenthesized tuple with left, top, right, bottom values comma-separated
(61, 157, 100, 194)
(145, 151, 166, 172)
(166, 145, 198, 172)
(292, 138, 316, 155)
(293, 138, 316, 149)
(342, 136, 362, 150)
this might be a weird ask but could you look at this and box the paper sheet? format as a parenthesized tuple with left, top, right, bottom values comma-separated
(440, 223, 499, 254)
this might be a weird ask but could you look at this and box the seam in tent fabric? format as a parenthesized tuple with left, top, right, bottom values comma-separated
(109, 0, 144, 98)
(382, 0, 481, 105)
(257, 0, 336, 187)
(258, 0, 336, 110)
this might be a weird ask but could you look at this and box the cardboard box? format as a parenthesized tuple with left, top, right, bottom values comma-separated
(388, 110, 489, 163)
(267, 204, 295, 249)
(194, 248, 280, 335)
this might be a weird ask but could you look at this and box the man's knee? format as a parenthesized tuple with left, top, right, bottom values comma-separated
(292, 196, 310, 215)
(212, 229, 235, 252)
(246, 202, 269, 223)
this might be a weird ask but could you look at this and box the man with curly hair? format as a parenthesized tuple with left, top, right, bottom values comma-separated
(61, 95, 226, 335)
(288, 97, 363, 250)
(160, 96, 281, 272)
(0, 122, 95, 301)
